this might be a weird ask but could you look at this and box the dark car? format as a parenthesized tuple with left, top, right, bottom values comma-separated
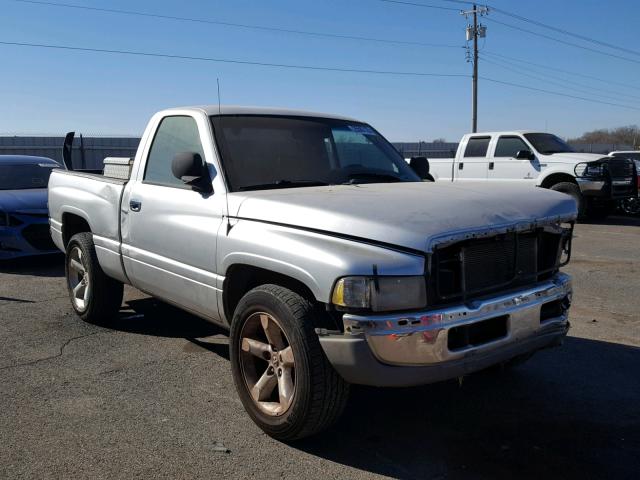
(0, 155, 61, 259)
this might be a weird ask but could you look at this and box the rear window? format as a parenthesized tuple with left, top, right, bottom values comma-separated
(0, 163, 58, 190)
(464, 137, 490, 157)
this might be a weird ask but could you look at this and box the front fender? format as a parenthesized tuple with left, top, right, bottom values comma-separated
(217, 219, 426, 303)
(536, 166, 576, 187)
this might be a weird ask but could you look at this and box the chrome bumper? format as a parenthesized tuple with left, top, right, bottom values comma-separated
(319, 273, 571, 386)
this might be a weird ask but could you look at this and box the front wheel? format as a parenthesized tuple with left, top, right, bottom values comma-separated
(65, 232, 123, 323)
(620, 197, 640, 216)
(230, 284, 349, 441)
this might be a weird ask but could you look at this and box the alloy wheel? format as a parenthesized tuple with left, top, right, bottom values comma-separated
(239, 312, 296, 416)
(68, 246, 90, 311)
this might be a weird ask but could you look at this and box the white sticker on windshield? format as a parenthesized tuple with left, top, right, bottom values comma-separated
(348, 125, 376, 135)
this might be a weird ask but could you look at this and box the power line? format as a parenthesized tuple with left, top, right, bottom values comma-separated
(375, 0, 460, 11)
(484, 16, 640, 66)
(0, 39, 470, 77)
(480, 56, 640, 105)
(481, 76, 640, 112)
(3, 38, 635, 114)
(10, 0, 461, 49)
(490, 5, 640, 58)
(483, 51, 640, 92)
(383, 0, 640, 62)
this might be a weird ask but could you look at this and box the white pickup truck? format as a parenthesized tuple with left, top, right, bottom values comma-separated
(422, 131, 637, 219)
(49, 107, 576, 440)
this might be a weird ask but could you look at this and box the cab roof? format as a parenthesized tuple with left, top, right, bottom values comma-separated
(463, 130, 546, 137)
(162, 105, 360, 122)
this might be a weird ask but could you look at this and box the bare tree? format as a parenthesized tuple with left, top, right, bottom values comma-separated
(568, 125, 640, 147)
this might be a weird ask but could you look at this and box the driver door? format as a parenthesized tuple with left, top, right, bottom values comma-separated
(121, 114, 225, 321)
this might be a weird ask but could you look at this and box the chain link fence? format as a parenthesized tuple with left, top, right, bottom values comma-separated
(1, 137, 636, 169)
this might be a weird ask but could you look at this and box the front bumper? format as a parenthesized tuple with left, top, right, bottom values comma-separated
(319, 273, 572, 387)
(0, 217, 58, 260)
(577, 177, 636, 200)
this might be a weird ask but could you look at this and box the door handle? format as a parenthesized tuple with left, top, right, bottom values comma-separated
(458, 162, 464, 170)
(129, 199, 142, 212)
(489, 162, 495, 170)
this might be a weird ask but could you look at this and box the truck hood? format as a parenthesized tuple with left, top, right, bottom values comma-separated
(0, 189, 48, 213)
(542, 152, 606, 164)
(229, 182, 577, 253)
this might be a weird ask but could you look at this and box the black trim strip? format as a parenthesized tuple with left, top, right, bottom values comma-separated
(227, 215, 426, 257)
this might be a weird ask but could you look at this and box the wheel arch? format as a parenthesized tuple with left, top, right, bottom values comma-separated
(222, 263, 322, 323)
(539, 172, 577, 189)
(61, 211, 92, 247)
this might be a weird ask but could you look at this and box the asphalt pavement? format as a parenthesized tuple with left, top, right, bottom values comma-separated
(1, 216, 639, 479)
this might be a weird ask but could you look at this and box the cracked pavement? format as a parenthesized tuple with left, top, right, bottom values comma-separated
(1, 216, 639, 479)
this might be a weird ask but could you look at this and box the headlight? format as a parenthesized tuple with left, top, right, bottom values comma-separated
(575, 162, 605, 178)
(331, 276, 427, 312)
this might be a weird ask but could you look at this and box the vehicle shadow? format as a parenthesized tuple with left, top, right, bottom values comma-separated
(580, 214, 640, 227)
(294, 337, 640, 479)
(0, 253, 64, 277)
(101, 297, 640, 478)
(108, 297, 230, 360)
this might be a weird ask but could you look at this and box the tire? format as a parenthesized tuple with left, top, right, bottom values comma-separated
(65, 232, 124, 323)
(550, 182, 585, 218)
(620, 197, 640, 216)
(230, 284, 349, 441)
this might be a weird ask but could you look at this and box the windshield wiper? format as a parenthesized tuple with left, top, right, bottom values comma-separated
(343, 172, 404, 184)
(238, 180, 330, 191)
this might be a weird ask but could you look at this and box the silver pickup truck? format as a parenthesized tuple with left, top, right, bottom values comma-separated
(49, 106, 576, 440)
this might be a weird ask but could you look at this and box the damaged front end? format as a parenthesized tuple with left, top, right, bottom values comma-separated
(318, 219, 574, 387)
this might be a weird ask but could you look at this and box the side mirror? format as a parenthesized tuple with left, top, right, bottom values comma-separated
(516, 149, 535, 160)
(171, 152, 212, 193)
(409, 156, 434, 181)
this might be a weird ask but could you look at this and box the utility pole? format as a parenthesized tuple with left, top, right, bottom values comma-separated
(462, 5, 488, 133)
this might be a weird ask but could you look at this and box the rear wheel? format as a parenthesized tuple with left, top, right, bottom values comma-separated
(550, 182, 585, 218)
(65, 232, 123, 323)
(230, 284, 349, 441)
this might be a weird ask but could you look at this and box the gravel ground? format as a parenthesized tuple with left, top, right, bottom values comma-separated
(1, 216, 639, 479)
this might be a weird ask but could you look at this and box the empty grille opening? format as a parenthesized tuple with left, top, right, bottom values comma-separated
(448, 315, 508, 351)
(540, 297, 568, 323)
(21, 224, 55, 251)
(430, 228, 570, 306)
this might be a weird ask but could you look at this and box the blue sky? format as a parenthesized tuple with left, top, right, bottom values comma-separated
(0, 0, 638, 140)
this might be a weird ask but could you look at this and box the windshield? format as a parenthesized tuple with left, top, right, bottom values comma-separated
(211, 115, 420, 191)
(0, 163, 58, 190)
(524, 133, 575, 155)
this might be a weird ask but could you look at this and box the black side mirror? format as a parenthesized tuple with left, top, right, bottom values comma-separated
(409, 156, 434, 181)
(171, 152, 212, 193)
(516, 149, 535, 160)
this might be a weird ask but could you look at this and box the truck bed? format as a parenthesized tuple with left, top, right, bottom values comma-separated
(48, 169, 128, 282)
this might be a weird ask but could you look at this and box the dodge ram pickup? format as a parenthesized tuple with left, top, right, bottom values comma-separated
(421, 131, 637, 219)
(49, 106, 576, 440)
